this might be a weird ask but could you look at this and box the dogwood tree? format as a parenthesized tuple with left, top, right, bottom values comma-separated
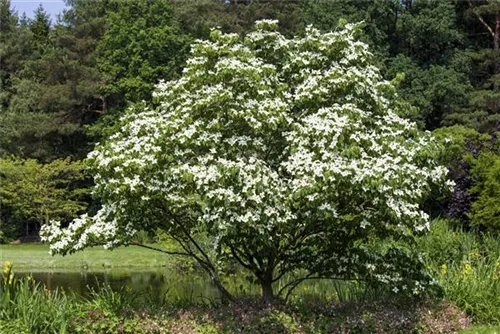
(41, 20, 452, 301)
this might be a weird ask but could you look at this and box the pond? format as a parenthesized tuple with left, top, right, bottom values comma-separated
(15, 268, 356, 304)
(16, 268, 262, 304)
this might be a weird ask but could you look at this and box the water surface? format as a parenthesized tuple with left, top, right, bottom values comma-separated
(17, 268, 227, 303)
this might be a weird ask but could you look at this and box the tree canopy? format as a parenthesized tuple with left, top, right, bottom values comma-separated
(41, 21, 450, 301)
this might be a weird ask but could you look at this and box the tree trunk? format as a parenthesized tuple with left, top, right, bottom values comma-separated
(210, 272, 234, 303)
(494, 11, 499, 91)
(195, 258, 234, 303)
(260, 276, 274, 302)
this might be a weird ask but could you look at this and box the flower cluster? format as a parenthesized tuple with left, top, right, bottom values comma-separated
(41, 20, 451, 294)
(2, 261, 14, 285)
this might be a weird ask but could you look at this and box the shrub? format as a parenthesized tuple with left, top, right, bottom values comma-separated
(469, 152, 500, 231)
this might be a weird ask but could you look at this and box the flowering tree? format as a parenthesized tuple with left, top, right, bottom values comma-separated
(42, 20, 451, 301)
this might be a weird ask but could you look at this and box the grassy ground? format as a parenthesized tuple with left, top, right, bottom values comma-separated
(0, 243, 170, 269)
(460, 326, 500, 334)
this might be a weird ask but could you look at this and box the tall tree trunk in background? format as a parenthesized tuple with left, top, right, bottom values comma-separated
(495, 11, 499, 91)
(468, 0, 500, 115)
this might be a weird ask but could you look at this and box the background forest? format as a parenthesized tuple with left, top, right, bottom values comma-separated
(0, 0, 499, 241)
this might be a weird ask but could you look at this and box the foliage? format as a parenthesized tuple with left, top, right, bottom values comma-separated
(30, 4, 51, 50)
(469, 151, 500, 230)
(97, 0, 191, 105)
(2, 0, 107, 162)
(172, 0, 303, 38)
(417, 219, 500, 324)
(0, 262, 75, 334)
(445, 0, 500, 132)
(42, 20, 450, 300)
(431, 125, 500, 230)
(394, 0, 463, 65)
(85, 282, 138, 317)
(0, 157, 88, 231)
(387, 55, 471, 129)
(433, 126, 491, 167)
(0, 111, 83, 161)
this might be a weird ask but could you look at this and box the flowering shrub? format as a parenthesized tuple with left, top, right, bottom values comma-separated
(42, 20, 451, 300)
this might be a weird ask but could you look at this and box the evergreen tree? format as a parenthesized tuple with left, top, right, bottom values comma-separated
(0, 0, 16, 34)
(0, 0, 18, 109)
(30, 4, 51, 50)
(446, 0, 500, 131)
(2, 0, 107, 161)
(172, 0, 302, 38)
(97, 0, 191, 106)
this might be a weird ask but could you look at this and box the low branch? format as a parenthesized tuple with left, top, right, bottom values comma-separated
(159, 210, 234, 302)
(271, 268, 288, 283)
(278, 272, 315, 298)
(230, 246, 258, 272)
(279, 274, 364, 302)
(130, 242, 191, 257)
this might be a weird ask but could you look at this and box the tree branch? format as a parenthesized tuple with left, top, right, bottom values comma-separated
(130, 241, 191, 257)
(158, 209, 234, 301)
(278, 274, 363, 302)
(468, 0, 495, 38)
(278, 272, 315, 298)
(230, 246, 258, 272)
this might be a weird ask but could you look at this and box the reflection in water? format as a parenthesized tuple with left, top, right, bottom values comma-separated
(16, 269, 356, 304)
(16, 269, 223, 303)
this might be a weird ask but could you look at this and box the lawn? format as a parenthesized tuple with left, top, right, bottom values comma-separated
(0, 243, 170, 269)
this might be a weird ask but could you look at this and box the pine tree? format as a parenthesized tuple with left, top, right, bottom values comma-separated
(0, 0, 16, 35)
(30, 4, 51, 50)
(0, 0, 15, 108)
(446, 0, 500, 131)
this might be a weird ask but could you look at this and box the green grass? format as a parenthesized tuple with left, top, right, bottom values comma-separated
(0, 243, 171, 269)
(460, 325, 500, 334)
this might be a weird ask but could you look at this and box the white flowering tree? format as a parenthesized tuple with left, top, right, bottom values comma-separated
(41, 20, 451, 301)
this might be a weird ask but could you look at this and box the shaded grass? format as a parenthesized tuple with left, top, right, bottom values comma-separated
(460, 325, 500, 334)
(0, 244, 170, 269)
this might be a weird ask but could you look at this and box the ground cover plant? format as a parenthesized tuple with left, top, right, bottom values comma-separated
(41, 20, 451, 303)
